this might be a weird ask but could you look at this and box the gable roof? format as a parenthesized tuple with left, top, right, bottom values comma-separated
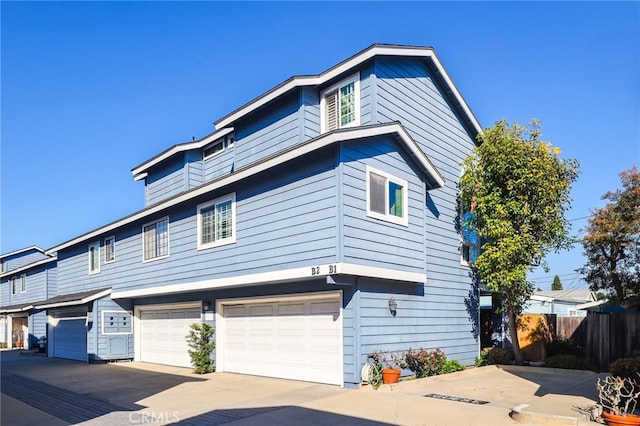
(131, 44, 482, 180)
(0, 255, 57, 279)
(48, 123, 443, 254)
(214, 44, 482, 135)
(0, 246, 46, 260)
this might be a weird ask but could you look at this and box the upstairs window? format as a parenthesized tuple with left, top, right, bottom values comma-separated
(0, 259, 6, 273)
(203, 135, 234, 160)
(11, 277, 16, 295)
(20, 274, 26, 293)
(143, 217, 169, 261)
(366, 166, 408, 226)
(197, 193, 236, 249)
(104, 236, 115, 263)
(321, 73, 360, 133)
(88, 242, 100, 274)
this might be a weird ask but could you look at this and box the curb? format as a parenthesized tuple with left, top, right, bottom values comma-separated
(510, 403, 582, 426)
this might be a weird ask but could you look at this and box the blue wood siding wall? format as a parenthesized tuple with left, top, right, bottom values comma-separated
(203, 146, 235, 183)
(234, 94, 301, 170)
(371, 56, 479, 365)
(56, 152, 339, 295)
(145, 156, 186, 206)
(340, 138, 425, 274)
(1, 265, 51, 307)
(300, 87, 320, 140)
(2, 250, 48, 274)
(94, 297, 134, 360)
(185, 151, 204, 189)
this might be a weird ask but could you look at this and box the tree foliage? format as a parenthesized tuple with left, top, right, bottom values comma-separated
(186, 322, 216, 374)
(460, 119, 579, 364)
(578, 166, 640, 302)
(552, 274, 563, 291)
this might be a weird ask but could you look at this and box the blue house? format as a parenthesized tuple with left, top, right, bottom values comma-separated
(4, 44, 485, 387)
(0, 246, 57, 349)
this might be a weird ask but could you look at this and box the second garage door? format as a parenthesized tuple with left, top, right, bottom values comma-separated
(53, 318, 88, 361)
(138, 305, 202, 368)
(220, 293, 342, 385)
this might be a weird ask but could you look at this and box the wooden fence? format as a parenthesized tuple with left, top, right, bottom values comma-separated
(555, 312, 640, 371)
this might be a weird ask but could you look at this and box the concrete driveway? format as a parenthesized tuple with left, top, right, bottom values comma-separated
(1, 350, 604, 426)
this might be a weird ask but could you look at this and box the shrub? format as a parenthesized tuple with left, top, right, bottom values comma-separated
(404, 348, 446, 378)
(0, 342, 7, 349)
(476, 347, 512, 366)
(439, 359, 466, 375)
(545, 338, 585, 358)
(543, 354, 592, 370)
(609, 357, 640, 380)
(186, 322, 216, 374)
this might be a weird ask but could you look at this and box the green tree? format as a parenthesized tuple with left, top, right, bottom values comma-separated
(578, 167, 640, 302)
(551, 275, 563, 291)
(460, 119, 579, 365)
(186, 322, 216, 374)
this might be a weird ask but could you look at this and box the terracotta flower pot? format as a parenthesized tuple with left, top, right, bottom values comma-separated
(381, 368, 401, 384)
(602, 411, 640, 426)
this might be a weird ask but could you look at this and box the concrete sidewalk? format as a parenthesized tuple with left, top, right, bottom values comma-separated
(1, 350, 605, 425)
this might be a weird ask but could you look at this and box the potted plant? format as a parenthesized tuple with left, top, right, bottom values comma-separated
(597, 373, 640, 426)
(371, 350, 404, 384)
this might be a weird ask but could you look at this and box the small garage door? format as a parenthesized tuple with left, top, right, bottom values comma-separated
(138, 305, 201, 368)
(53, 318, 88, 362)
(221, 293, 342, 385)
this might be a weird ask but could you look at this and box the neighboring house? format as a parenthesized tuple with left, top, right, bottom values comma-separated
(525, 289, 601, 317)
(0, 246, 57, 349)
(2, 44, 487, 388)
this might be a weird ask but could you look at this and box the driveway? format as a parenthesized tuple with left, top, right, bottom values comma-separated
(1, 350, 603, 425)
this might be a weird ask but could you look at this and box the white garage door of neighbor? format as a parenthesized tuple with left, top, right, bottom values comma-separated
(54, 318, 88, 362)
(139, 306, 201, 368)
(222, 294, 342, 385)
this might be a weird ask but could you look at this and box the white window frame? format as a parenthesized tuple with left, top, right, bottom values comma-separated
(365, 166, 409, 227)
(102, 310, 133, 335)
(20, 274, 26, 293)
(104, 236, 116, 264)
(197, 193, 237, 250)
(203, 139, 225, 160)
(0, 260, 6, 273)
(142, 217, 170, 262)
(320, 72, 361, 133)
(88, 242, 101, 274)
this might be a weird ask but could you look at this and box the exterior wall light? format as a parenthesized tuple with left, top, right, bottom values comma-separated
(388, 297, 398, 316)
(203, 301, 210, 311)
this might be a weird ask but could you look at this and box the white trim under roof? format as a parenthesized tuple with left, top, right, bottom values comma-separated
(47, 123, 443, 254)
(576, 299, 608, 310)
(0, 256, 57, 279)
(214, 44, 482, 136)
(0, 246, 47, 260)
(112, 262, 426, 299)
(0, 304, 34, 314)
(131, 127, 234, 181)
(34, 288, 112, 309)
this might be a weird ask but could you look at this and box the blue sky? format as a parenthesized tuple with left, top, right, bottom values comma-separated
(1, 2, 638, 291)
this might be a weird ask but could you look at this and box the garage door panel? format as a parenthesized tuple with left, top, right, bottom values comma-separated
(54, 319, 87, 362)
(222, 295, 342, 385)
(138, 306, 201, 368)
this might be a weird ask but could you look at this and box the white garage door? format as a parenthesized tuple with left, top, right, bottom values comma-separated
(221, 293, 342, 385)
(54, 318, 88, 362)
(138, 305, 201, 368)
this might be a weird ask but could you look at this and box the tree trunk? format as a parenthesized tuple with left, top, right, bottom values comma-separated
(506, 295, 524, 365)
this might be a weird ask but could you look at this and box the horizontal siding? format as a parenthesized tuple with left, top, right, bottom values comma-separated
(1, 265, 50, 307)
(203, 148, 235, 182)
(235, 94, 301, 170)
(55, 152, 339, 295)
(340, 138, 425, 274)
(29, 310, 47, 347)
(370, 57, 480, 366)
(301, 87, 320, 140)
(145, 157, 185, 206)
(2, 250, 49, 273)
